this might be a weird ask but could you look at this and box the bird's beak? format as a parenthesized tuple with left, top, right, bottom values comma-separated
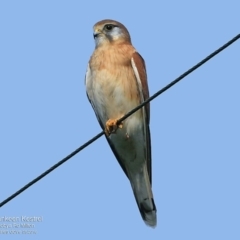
(93, 28, 102, 39)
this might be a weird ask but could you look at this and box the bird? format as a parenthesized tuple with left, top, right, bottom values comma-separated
(85, 19, 157, 227)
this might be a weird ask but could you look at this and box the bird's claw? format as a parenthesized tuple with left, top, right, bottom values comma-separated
(105, 119, 123, 136)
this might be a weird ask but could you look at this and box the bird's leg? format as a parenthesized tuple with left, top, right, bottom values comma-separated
(105, 118, 123, 136)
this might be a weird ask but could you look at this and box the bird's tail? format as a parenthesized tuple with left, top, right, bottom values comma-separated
(129, 163, 157, 227)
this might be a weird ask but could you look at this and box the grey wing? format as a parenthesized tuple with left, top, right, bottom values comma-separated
(86, 93, 129, 178)
(85, 65, 129, 178)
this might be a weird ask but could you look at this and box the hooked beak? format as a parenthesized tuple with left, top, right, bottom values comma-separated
(93, 33, 99, 39)
(93, 28, 102, 39)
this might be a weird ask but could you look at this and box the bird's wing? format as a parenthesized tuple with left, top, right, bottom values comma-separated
(85, 64, 104, 129)
(131, 52, 152, 184)
(85, 64, 129, 178)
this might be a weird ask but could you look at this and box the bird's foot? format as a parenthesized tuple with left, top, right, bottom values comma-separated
(105, 119, 123, 136)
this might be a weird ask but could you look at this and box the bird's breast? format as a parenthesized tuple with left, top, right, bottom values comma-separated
(94, 66, 139, 116)
(86, 45, 143, 134)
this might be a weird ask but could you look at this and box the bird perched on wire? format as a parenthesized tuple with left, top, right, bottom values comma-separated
(85, 19, 157, 227)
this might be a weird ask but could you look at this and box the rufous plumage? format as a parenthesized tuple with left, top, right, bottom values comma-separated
(85, 19, 157, 227)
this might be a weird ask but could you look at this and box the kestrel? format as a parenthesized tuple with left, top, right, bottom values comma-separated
(85, 19, 157, 227)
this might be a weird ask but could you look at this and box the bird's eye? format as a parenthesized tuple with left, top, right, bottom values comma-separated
(105, 24, 114, 31)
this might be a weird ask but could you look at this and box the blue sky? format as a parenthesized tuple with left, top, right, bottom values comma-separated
(0, 1, 239, 239)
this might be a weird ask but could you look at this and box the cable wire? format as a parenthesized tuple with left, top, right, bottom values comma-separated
(0, 33, 239, 209)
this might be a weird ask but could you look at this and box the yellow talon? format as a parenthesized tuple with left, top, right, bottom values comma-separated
(105, 118, 123, 136)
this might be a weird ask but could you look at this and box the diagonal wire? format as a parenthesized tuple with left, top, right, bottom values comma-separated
(117, 34, 240, 123)
(0, 33, 239, 209)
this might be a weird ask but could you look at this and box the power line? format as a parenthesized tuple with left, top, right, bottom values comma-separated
(0, 33, 239, 209)
(117, 33, 240, 124)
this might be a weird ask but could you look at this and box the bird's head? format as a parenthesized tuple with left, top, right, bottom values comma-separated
(93, 19, 131, 48)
